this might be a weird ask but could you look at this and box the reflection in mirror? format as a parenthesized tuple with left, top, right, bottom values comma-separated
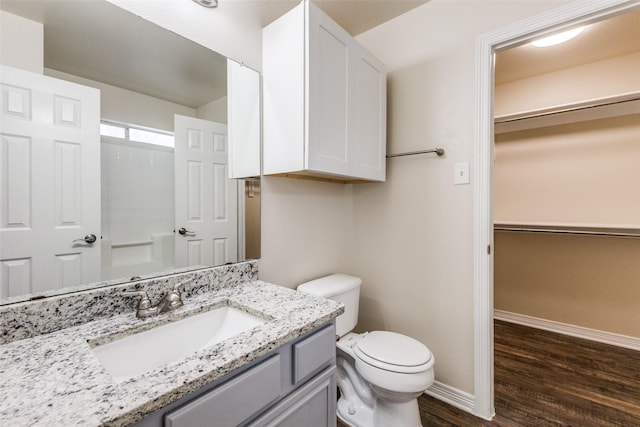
(0, 0, 260, 305)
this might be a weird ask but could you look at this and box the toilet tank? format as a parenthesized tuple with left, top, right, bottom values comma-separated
(297, 274, 361, 338)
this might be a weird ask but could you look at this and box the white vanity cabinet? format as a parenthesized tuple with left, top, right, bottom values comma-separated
(263, 0, 386, 182)
(132, 322, 336, 427)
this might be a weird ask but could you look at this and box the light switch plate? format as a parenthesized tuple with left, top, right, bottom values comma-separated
(454, 162, 470, 185)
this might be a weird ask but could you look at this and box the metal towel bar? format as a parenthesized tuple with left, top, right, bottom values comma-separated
(386, 148, 445, 158)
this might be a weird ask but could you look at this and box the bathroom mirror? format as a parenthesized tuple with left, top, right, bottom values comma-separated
(0, 0, 261, 305)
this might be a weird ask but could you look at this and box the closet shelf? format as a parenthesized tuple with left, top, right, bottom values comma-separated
(494, 92, 640, 134)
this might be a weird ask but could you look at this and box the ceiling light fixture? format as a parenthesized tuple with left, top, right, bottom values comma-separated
(193, 0, 218, 8)
(531, 26, 585, 47)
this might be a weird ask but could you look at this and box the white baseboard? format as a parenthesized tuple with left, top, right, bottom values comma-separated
(424, 381, 476, 415)
(494, 310, 640, 351)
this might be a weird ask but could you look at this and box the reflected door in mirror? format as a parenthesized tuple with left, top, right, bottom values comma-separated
(0, 66, 101, 298)
(174, 115, 238, 268)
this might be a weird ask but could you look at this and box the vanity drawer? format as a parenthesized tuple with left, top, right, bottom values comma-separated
(292, 324, 335, 384)
(164, 355, 282, 427)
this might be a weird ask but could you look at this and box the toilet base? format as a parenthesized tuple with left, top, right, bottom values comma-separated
(336, 394, 373, 427)
(337, 394, 422, 427)
(335, 335, 428, 427)
(374, 398, 422, 427)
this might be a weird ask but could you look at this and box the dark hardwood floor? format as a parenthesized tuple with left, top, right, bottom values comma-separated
(340, 320, 640, 426)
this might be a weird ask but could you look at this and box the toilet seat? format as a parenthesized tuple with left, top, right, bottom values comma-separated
(354, 331, 433, 374)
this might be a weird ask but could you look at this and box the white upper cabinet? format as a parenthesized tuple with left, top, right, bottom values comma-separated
(263, 0, 386, 182)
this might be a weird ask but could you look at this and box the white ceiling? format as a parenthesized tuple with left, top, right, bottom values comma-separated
(233, 0, 428, 35)
(306, 0, 428, 35)
(495, 8, 640, 85)
(1, 0, 427, 108)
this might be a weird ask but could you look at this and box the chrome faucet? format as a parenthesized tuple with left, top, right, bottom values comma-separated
(124, 279, 192, 319)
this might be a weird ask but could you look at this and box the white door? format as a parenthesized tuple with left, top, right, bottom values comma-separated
(0, 65, 101, 298)
(174, 115, 237, 268)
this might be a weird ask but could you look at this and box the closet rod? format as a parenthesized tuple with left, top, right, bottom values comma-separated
(494, 93, 640, 124)
(494, 226, 640, 239)
(386, 148, 445, 158)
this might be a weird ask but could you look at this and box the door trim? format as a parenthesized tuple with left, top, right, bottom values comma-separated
(473, 0, 640, 419)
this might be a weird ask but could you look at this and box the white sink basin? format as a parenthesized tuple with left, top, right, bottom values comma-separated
(90, 306, 266, 382)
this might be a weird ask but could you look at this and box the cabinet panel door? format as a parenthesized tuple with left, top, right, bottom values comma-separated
(293, 324, 335, 384)
(249, 366, 337, 427)
(353, 46, 386, 182)
(306, 3, 353, 177)
(262, 4, 305, 175)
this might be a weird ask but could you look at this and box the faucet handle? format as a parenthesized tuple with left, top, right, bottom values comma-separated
(163, 279, 192, 311)
(123, 290, 152, 310)
(173, 278, 193, 292)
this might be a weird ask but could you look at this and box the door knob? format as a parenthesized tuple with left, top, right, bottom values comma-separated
(178, 227, 195, 236)
(73, 234, 97, 244)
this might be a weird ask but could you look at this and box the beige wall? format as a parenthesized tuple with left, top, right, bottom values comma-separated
(353, 0, 570, 394)
(494, 115, 640, 338)
(244, 181, 261, 261)
(0, 10, 43, 73)
(495, 52, 640, 117)
(495, 114, 640, 225)
(495, 231, 640, 337)
(258, 176, 355, 288)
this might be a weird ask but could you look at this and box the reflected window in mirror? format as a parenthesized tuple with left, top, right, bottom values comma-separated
(101, 121, 175, 147)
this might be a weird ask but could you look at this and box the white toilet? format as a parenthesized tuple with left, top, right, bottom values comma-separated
(298, 274, 435, 427)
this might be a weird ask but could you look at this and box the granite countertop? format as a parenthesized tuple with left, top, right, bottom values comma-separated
(0, 280, 343, 426)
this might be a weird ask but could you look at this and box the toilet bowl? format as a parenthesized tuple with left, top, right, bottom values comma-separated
(297, 274, 435, 427)
(336, 331, 434, 427)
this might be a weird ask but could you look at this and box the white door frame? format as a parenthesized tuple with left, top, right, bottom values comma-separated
(473, 0, 640, 419)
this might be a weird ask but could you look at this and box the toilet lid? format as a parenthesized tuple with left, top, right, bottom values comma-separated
(354, 331, 432, 373)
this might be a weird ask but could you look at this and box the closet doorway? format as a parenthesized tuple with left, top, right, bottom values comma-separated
(492, 7, 640, 346)
(490, 5, 640, 422)
(473, 0, 640, 419)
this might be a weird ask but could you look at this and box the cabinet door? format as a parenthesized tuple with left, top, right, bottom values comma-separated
(353, 46, 387, 182)
(249, 367, 337, 427)
(306, 2, 354, 177)
(262, 3, 305, 175)
(227, 59, 260, 179)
